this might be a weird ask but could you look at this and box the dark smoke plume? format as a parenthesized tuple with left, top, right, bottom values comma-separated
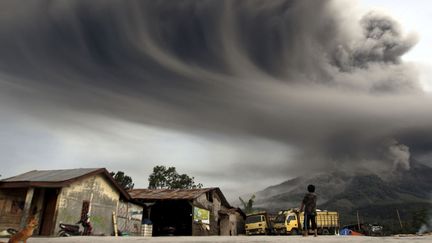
(0, 0, 431, 189)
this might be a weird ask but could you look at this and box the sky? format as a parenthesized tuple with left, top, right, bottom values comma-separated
(1, 0, 432, 201)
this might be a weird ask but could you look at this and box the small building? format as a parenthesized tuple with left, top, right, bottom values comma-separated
(0, 168, 143, 236)
(129, 188, 245, 236)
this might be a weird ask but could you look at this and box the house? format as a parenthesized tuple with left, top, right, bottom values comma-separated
(0, 168, 143, 236)
(129, 188, 245, 236)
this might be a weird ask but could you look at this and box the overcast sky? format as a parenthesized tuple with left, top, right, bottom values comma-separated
(1, 0, 432, 201)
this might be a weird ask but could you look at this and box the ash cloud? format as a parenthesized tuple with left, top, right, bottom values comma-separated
(388, 140, 411, 171)
(0, 0, 431, 191)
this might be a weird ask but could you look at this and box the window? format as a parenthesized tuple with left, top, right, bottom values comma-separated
(81, 200, 90, 221)
(206, 192, 213, 203)
(245, 215, 262, 224)
(287, 215, 296, 224)
(11, 200, 24, 214)
(274, 214, 286, 223)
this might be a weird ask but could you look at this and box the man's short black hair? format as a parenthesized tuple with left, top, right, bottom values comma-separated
(307, 184, 315, 193)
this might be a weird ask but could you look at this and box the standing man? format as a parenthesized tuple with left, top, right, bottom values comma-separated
(300, 184, 317, 237)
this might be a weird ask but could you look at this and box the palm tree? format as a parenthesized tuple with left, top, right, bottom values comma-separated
(239, 194, 256, 214)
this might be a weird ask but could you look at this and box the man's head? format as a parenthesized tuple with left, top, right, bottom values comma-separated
(307, 184, 315, 193)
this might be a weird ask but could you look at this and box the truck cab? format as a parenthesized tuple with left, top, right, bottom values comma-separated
(272, 209, 339, 235)
(273, 210, 301, 235)
(285, 211, 301, 234)
(245, 212, 271, 235)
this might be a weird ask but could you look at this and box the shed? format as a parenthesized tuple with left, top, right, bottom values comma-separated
(129, 188, 245, 236)
(0, 168, 143, 236)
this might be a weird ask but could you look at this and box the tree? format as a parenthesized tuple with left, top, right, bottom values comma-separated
(110, 171, 135, 191)
(239, 194, 256, 214)
(148, 165, 203, 189)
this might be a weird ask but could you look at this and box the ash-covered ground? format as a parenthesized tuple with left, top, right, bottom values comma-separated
(22, 235, 432, 243)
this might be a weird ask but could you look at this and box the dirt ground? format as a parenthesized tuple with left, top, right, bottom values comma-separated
(16, 235, 432, 243)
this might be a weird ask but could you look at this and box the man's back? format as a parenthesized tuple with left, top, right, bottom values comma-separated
(302, 192, 317, 214)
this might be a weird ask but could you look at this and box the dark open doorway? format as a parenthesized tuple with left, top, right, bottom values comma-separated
(150, 200, 192, 236)
(39, 189, 59, 236)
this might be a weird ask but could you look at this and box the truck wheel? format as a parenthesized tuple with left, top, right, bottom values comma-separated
(291, 229, 299, 235)
(322, 229, 330, 235)
(58, 231, 70, 237)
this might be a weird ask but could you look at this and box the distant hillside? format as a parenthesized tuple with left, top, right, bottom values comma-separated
(253, 161, 432, 232)
(254, 170, 354, 209)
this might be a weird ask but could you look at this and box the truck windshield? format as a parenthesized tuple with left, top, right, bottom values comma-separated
(274, 214, 286, 223)
(246, 215, 263, 224)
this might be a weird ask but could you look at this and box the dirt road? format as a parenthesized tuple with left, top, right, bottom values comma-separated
(19, 235, 431, 243)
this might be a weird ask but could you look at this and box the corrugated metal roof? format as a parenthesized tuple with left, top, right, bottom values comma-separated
(1, 168, 103, 182)
(0, 168, 132, 201)
(128, 188, 216, 200)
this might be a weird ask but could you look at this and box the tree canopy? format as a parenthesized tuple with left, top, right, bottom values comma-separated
(110, 171, 135, 191)
(148, 165, 203, 189)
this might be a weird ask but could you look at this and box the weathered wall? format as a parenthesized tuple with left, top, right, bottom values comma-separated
(54, 175, 120, 236)
(194, 193, 212, 236)
(210, 192, 222, 235)
(0, 188, 26, 231)
(229, 212, 245, 235)
(117, 201, 143, 235)
(219, 213, 230, 235)
(193, 191, 225, 236)
(194, 193, 210, 209)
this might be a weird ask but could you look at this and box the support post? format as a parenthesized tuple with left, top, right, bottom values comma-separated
(396, 209, 403, 230)
(34, 188, 45, 230)
(113, 211, 118, 237)
(20, 187, 35, 229)
(356, 211, 360, 232)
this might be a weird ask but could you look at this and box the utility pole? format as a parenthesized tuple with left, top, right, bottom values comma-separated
(356, 211, 361, 231)
(396, 209, 403, 230)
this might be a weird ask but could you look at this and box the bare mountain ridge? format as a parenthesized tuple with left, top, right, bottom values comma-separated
(254, 170, 354, 210)
(253, 161, 432, 226)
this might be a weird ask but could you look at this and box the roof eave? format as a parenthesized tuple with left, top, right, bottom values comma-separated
(0, 168, 131, 201)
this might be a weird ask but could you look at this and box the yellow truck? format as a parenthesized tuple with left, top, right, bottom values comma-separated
(273, 209, 339, 235)
(245, 212, 272, 235)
